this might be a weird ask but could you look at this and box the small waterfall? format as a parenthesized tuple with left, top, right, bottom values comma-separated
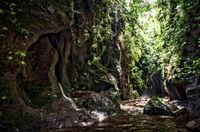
(58, 83, 79, 110)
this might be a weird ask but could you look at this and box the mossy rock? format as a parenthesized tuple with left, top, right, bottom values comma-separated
(130, 90, 139, 99)
(144, 96, 172, 115)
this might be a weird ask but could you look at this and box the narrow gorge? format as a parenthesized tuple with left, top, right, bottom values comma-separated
(0, 0, 200, 131)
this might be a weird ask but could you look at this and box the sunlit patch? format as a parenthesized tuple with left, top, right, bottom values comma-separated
(126, 0, 156, 4)
(80, 121, 93, 126)
(121, 96, 151, 114)
(91, 111, 108, 122)
(143, 0, 156, 4)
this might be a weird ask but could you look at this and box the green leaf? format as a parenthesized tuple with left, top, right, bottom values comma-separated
(0, 8, 4, 14)
(18, 61, 26, 65)
(7, 56, 13, 60)
(1, 96, 7, 100)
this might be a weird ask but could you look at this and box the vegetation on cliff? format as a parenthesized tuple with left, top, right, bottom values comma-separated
(0, 0, 200, 131)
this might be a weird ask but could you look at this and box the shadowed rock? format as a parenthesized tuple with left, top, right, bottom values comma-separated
(144, 97, 172, 115)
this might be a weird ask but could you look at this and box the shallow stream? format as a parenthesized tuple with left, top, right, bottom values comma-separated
(48, 97, 191, 132)
(50, 112, 190, 132)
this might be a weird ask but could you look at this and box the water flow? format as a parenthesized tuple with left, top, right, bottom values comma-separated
(58, 83, 79, 110)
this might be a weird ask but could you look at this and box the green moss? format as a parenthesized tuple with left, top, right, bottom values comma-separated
(150, 96, 165, 107)
(130, 90, 139, 99)
(66, 52, 114, 93)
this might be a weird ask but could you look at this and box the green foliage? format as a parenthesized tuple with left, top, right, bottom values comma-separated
(125, 0, 200, 93)
(0, 0, 33, 37)
(130, 89, 140, 99)
(0, 1, 39, 72)
(120, 0, 147, 92)
(138, 4, 164, 75)
(131, 65, 146, 91)
(151, 96, 165, 105)
(176, 57, 200, 78)
(0, 0, 70, 72)
(0, 0, 199, 98)
(67, 0, 120, 91)
(121, 0, 165, 92)
(68, 54, 112, 92)
(7, 51, 26, 65)
(157, 0, 200, 81)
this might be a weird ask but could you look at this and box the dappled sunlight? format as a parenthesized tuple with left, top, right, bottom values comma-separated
(120, 96, 150, 114)
(1, 0, 199, 131)
(143, 0, 157, 4)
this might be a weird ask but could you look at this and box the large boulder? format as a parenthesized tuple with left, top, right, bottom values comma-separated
(43, 98, 94, 129)
(74, 90, 121, 115)
(144, 97, 172, 115)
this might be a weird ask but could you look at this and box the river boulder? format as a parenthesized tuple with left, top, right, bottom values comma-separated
(74, 90, 121, 115)
(144, 97, 172, 115)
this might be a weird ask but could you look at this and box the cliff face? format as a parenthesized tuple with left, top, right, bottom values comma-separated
(0, 0, 128, 130)
(158, 1, 200, 121)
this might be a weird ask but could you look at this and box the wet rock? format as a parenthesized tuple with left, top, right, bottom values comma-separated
(169, 99, 200, 119)
(187, 98, 200, 118)
(43, 98, 94, 128)
(185, 77, 200, 99)
(186, 118, 200, 130)
(165, 101, 179, 112)
(171, 107, 188, 117)
(144, 97, 172, 115)
(168, 100, 188, 108)
(167, 100, 190, 122)
(75, 90, 120, 115)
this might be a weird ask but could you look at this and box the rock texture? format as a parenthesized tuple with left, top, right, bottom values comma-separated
(75, 90, 120, 115)
(144, 97, 172, 115)
(186, 118, 200, 130)
(0, 0, 127, 130)
(145, 71, 166, 97)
